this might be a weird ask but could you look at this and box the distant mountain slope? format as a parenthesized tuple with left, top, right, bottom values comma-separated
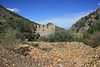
(70, 8, 100, 33)
(55, 26, 66, 31)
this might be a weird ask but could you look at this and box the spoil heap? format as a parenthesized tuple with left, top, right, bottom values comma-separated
(0, 42, 100, 67)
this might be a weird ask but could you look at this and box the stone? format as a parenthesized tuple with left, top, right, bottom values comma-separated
(35, 23, 55, 36)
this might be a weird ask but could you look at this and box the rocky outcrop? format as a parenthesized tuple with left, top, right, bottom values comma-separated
(70, 8, 100, 33)
(0, 20, 5, 26)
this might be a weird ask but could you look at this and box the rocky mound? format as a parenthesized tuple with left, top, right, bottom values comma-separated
(0, 42, 100, 67)
(16, 42, 100, 67)
(0, 45, 41, 67)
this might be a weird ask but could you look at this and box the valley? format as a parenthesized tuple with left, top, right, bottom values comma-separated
(0, 3, 100, 67)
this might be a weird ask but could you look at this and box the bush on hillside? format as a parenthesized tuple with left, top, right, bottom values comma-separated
(88, 23, 100, 34)
(40, 47, 52, 52)
(5, 19, 36, 41)
(88, 32, 100, 48)
(27, 43, 39, 47)
(75, 32, 90, 44)
(0, 27, 17, 50)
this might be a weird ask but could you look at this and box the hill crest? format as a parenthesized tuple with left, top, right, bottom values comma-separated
(70, 8, 100, 33)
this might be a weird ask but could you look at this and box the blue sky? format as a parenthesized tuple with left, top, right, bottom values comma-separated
(0, 0, 100, 28)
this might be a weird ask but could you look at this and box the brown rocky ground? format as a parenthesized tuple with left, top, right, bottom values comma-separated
(0, 42, 100, 67)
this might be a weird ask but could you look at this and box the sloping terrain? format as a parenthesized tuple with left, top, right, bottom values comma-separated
(1, 42, 99, 67)
(70, 8, 100, 33)
(55, 25, 66, 31)
(0, 5, 37, 23)
(0, 5, 38, 41)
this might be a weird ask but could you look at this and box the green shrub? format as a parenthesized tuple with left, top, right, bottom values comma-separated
(94, 15, 99, 20)
(55, 30, 76, 42)
(75, 32, 90, 44)
(9, 17, 14, 20)
(31, 43, 39, 47)
(88, 23, 100, 34)
(40, 47, 52, 52)
(27, 43, 39, 47)
(38, 30, 76, 42)
(38, 34, 55, 42)
(6, 19, 36, 41)
(75, 37, 88, 44)
(38, 36, 48, 42)
(88, 32, 100, 48)
(0, 27, 17, 50)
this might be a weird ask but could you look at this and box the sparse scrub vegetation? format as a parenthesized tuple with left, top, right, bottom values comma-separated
(40, 47, 52, 52)
(38, 30, 100, 48)
(88, 32, 100, 48)
(55, 30, 76, 42)
(0, 27, 17, 50)
(75, 32, 100, 48)
(94, 15, 99, 20)
(75, 32, 89, 44)
(9, 17, 14, 20)
(38, 30, 77, 42)
(0, 5, 38, 50)
(88, 23, 100, 34)
(0, 19, 37, 41)
(0, 5, 38, 43)
(27, 43, 39, 47)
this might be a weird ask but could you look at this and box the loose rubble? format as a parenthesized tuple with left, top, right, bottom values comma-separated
(0, 42, 100, 67)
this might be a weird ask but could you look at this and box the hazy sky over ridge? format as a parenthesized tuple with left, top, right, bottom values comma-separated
(0, 0, 100, 28)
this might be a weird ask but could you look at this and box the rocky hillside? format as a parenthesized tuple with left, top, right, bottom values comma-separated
(0, 5, 39, 41)
(70, 8, 100, 33)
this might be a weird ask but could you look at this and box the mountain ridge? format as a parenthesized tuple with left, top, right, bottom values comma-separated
(70, 8, 100, 33)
